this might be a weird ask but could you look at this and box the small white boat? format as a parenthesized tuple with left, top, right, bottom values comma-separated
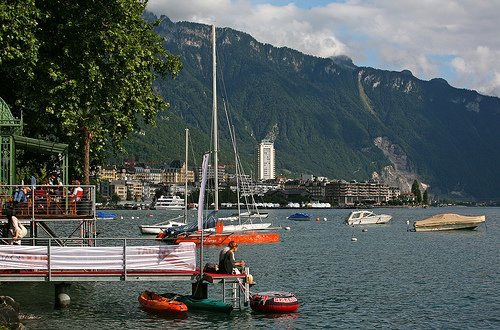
(151, 195, 184, 210)
(345, 210, 392, 225)
(413, 213, 485, 232)
(139, 215, 186, 235)
(203, 222, 272, 233)
(218, 211, 269, 221)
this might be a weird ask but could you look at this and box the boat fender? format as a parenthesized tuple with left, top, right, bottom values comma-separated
(156, 232, 166, 239)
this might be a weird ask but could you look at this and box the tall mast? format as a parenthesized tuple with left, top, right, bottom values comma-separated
(212, 25, 219, 211)
(184, 128, 189, 223)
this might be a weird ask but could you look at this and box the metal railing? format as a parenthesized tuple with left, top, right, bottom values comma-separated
(0, 237, 197, 282)
(0, 184, 96, 220)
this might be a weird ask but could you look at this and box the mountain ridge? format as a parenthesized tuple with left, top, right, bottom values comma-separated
(117, 14, 500, 201)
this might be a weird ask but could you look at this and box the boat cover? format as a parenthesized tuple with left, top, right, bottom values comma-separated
(415, 213, 485, 226)
(164, 211, 217, 236)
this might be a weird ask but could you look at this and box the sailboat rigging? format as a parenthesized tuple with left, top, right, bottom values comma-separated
(138, 129, 191, 235)
(158, 25, 279, 244)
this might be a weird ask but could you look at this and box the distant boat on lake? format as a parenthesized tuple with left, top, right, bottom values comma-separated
(345, 210, 392, 225)
(287, 213, 312, 221)
(151, 195, 184, 210)
(413, 213, 486, 232)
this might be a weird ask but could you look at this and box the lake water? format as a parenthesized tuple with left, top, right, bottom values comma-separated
(2, 207, 499, 329)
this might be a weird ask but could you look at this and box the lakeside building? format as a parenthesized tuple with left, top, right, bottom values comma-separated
(96, 164, 396, 206)
(255, 140, 275, 181)
(325, 180, 390, 206)
(196, 164, 226, 184)
(165, 160, 195, 185)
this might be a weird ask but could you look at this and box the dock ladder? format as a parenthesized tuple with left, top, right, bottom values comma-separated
(221, 267, 251, 310)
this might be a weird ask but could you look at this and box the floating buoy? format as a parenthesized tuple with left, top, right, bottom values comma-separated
(250, 291, 299, 313)
(323, 217, 327, 221)
(362, 229, 368, 232)
(131, 216, 135, 220)
(315, 217, 320, 221)
(351, 236, 358, 241)
(120, 216, 124, 220)
(284, 226, 291, 230)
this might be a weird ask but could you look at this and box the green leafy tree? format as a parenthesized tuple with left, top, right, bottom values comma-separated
(4, 1, 182, 184)
(111, 193, 121, 204)
(423, 189, 429, 205)
(411, 180, 422, 204)
(0, 0, 40, 105)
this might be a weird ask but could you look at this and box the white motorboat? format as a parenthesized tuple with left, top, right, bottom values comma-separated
(413, 213, 485, 232)
(218, 211, 269, 222)
(203, 222, 272, 233)
(140, 129, 191, 234)
(345, 210, 392, 225)
(151, 195, 184, 210)
(139, 215, 186, 235)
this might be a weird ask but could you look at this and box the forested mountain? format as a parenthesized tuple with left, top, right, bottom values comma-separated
(118, 14, 500, 201)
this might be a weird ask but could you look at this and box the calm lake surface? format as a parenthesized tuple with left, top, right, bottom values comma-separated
(2, 207, 499, 329)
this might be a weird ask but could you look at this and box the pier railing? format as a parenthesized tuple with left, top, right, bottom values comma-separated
(0, 238, 197, 282)
(0, 184, 96, 220)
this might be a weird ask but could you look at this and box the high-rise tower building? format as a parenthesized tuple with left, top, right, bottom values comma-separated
(255, 140, 275, 181)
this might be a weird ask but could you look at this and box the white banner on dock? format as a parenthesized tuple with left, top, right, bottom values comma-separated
(0, 246, 48, 269)
(0, 243, 196, 271)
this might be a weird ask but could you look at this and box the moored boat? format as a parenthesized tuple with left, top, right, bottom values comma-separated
(139, 215, 186, 235)
(138, 290, 188, 314)
(203, 222, 272, 232)
(96, 211, 117, 220)
(345, 210, 392, 225)
(218, 211, 269, 221)
(151, 195, 185, 210)
(172, 231, 280, 245)
(161, 293, 233, 314)
(413, 213, 486, 232)
(250, 291, 299, 313)
(287, 213, 311, 221)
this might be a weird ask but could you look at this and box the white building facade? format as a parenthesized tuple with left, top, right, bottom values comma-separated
(255, 140, 275, 181)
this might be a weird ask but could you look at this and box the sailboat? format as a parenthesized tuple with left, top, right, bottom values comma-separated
(172, 25, 279, 244)
(139, 129, 191, 235)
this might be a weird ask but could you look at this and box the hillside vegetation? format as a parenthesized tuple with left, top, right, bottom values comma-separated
(117, 15, 500, 200)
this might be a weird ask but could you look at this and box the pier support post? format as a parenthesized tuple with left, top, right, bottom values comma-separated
(54, 283, 71, 309)
(192, 281, 208, 299)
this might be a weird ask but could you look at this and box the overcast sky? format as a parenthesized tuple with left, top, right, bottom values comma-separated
(147, 0, 500, 98)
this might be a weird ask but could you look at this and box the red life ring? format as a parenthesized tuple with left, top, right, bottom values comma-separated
(250, 291, 298, 313)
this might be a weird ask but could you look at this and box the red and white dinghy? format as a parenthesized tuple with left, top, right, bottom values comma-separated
(250, 291, 299, 313)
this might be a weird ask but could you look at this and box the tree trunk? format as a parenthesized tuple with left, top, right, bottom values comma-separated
(83, 127, 92, 185)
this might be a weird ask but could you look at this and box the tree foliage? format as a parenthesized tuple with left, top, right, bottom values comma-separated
(2, 1, 183, 184)
(411, 180, 422, 204)
(0, 0, 40, 104)
(423, 189, 428, 205)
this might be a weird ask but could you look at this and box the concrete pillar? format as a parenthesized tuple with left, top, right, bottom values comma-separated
(54, 283, 71, 309)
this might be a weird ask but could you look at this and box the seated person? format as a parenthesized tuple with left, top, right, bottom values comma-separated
(13, 187, 29, 205)
(218, 241, 245, 274)
(72, 180, 83, 201)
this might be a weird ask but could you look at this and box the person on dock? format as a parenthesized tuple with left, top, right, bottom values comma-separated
(219, 241, 245, 274)
(6, 209, 23, 245)
(218, 243, 230, 264)
(71, 180, 83, 201)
